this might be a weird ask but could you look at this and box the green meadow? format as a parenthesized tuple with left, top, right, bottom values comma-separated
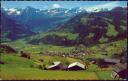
(0, 54, 115, 80)
(0, 38, 126, 80)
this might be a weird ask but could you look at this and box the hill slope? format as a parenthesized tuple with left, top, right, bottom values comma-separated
(1, 12, 35, 41)
(28, 7, 127, 46)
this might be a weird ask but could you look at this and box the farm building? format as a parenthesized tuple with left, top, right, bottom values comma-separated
(112, 63, 127, 80)
(20, 51, 31, 59)
(104, 58, 120, 64)
(97, 58, 120, 68)
(68, 62, 86, 70)
(48, 61, 67, 70)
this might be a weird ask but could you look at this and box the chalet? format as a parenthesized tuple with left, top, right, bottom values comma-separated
(112, 63, 127, 80)
(68, 62, 85, 70)
(48, 61, 67, 70)
(48, 61, 61, 70)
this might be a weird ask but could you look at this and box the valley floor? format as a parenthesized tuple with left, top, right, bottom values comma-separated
(0, 39, 126, 80)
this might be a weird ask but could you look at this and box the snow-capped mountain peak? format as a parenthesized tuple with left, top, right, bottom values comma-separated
(7, 8, 21, 15)
(86, 8, 109, 12)
(9, 8, 17, 12)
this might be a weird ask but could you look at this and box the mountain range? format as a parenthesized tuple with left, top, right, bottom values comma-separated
(1, 7, 84, 41)
(1, 7, 89, 32)
(1, 11, 35, 41)
(27, 7, 127, 46)
(1, 6, 127, 44)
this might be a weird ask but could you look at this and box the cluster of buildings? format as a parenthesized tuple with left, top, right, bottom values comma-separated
(47, 57, 127, 80)
(90, 57, 127, 80)
(39, 50, 127, 80)
(39, 50, 85, 59)
(47, 61, 86, 70)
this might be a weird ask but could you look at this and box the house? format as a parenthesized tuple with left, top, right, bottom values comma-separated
(48, 61, 67, 70)
(68, 62, 85, 70)
(112, 63, 127, 80)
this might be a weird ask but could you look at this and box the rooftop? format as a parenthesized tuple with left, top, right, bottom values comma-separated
(53, 61, 61, 65)
(68, 62, 85, 69)
(48, 61, 62, 69)
(104, 58, 120, 63)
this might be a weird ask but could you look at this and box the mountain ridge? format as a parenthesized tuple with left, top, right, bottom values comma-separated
(27, 7, 127, 46)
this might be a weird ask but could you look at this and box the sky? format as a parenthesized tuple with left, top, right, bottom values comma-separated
(1, 1, 127, 10)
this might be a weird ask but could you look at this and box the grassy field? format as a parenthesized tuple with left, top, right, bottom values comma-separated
(1, 38, 126, 80)
(1, 67, 99, 80)
(0, 54, 114, 80)
(1, 65, 99, 80)
(0, 65, 114, 80)
(5, 39, 76, 54)
(5, 38, 127, 57)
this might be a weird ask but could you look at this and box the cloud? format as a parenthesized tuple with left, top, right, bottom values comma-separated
(97, 1, 120, 9)
(86, 1, 120, 11)
(52, 4, 61, 8)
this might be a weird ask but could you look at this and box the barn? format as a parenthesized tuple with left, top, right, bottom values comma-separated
(20, 51, 31, 59)
(48, 61, 67, 70)
(68, 62, 85, 70)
